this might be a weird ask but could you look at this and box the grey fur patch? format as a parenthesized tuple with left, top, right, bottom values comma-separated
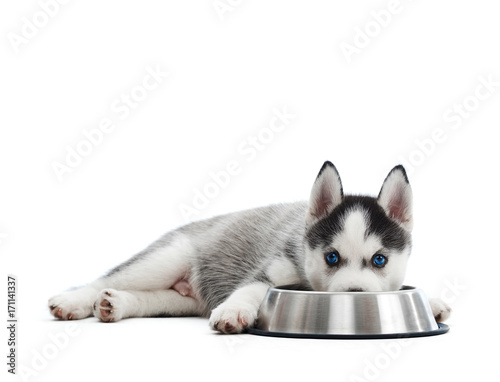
(188, 203, 308, 310)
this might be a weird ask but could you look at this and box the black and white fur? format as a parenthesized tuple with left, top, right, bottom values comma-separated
(49, 162, 451, 333)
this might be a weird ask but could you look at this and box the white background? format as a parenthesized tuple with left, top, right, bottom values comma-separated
(1, 1, 499, 381)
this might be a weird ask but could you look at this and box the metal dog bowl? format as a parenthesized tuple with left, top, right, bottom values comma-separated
(248, 285, 449, 339)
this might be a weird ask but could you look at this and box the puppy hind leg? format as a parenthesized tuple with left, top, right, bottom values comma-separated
(49, 233, 195, 320)
(94, 289, 204, 322)
(102, 233, 195, 291)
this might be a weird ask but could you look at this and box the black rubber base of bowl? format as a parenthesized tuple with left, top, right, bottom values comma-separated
(246, 323, 449, 340)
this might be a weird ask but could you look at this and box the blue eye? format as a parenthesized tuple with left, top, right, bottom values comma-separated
(325, 252, 340, 265)
(372, 254, 387, 267)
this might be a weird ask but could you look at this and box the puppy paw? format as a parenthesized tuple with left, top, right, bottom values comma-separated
(48, 291, 94, 320)
(429, 298, 452, 323)
(93, 289, 126, 323)
(209, 302, 258, 334)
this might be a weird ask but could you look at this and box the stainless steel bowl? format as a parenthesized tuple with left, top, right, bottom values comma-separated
(248, 285, 449, 339)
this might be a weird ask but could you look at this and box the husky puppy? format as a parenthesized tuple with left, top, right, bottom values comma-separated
(49, 161, 451, 333)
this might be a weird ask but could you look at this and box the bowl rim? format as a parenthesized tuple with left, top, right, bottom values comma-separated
(269, 284, 418, 296)
(247, 323, 449, 339)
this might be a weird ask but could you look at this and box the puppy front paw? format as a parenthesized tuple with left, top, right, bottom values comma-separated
(209, 303, 258, 334)
(429, 298, 452, 323)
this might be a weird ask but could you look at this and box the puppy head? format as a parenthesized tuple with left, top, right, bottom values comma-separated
(304, 162, 413, 292)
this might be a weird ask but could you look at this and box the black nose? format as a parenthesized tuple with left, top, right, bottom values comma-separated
(347, 288, 365, 292)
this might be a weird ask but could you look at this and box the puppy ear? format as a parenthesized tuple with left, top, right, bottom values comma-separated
(306, 161, 343, 225)
(378, 165, 413, 231)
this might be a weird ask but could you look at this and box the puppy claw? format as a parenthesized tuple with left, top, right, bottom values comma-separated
(239, 316, 248, 327)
